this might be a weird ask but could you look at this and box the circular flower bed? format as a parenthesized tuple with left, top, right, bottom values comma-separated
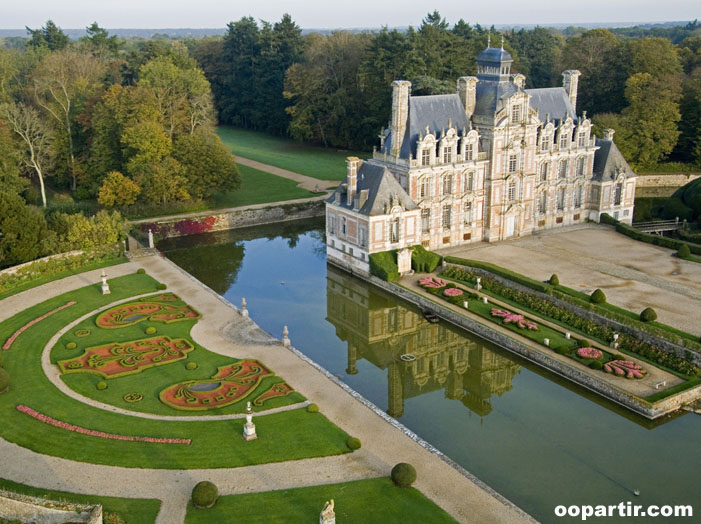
(418, 277, 446, 288)
(443, 288, 463, 297)
(123, 392, 144, 403)
(576, 347, 603, 360)
(74, 329, 91, 337)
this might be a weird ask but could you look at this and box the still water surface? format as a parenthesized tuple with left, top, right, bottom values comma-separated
(160, 218, 700, 523)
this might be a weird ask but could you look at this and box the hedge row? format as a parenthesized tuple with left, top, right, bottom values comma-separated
(440, 265, 700, 377)
(369, 250, 400, 282)
(601, 213, 701, 255)
(411, 246, 442, 273)
(443, 256, 551, 293)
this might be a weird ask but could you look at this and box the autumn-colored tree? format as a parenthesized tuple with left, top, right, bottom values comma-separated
(97, 171, 141, 207)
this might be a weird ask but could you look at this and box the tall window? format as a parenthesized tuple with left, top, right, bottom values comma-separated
(540, 162, 549, 182)
(464, 172, 474, 192)
(420, 177, 430, 198)
(463, 201, 472, 225)
(508, 182, 517, 202)
(465, 143, 474, 161)
(390, 218, 399, 243)
(442, 146, 453, 164)
(328, 215, 336, 235)
(540, 134, 549, 152)
(576, 156, 586, 177)
(442, 205, 451, 230)
(341, 217, 347, 236)
(574, 186, 583, 208)
(557, 188, 565, 210)
(359, 227, 368, 247)
(538, 192, 547, 214)
(614, 183, 623, 205)
(443, 174, 453, 195)
(578, 131, 586, 148)
(511, 104, 521, 125)
(508, 154, 518, 173)
(559, 131, 569, 150)
(558, 160, 568, 179)
(421, 208, 431, 233)
(421, 148, 431, 166)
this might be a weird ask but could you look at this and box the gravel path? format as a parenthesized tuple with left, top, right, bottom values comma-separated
(235, 156, 340, 191)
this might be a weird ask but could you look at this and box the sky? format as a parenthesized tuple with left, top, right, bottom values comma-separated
(1, 0, 698, 29)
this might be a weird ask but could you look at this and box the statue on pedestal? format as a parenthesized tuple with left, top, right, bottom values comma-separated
(242, 401, 257, 441)
(101, 270, 111, 295)
(319, 499, 335, 524)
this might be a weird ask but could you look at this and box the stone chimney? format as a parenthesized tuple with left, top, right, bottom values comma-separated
(513, 73, 525, 89)
(457, 76, 478, 119)
(390, 80, 411, 157)
(562, 70, 581, 113)
(346, 157, 361, 206)
(603, 129, 615, 141)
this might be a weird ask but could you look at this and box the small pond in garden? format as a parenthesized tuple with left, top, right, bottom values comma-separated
(160, 217, 700, 524)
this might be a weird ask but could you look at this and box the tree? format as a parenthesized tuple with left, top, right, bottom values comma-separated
(0, 191, 52, 267)
(121, 120, 172, 174)
(97, 171, 141, 207)
(0, 119, 28, 195)
(48, 209, 126, 252)
(80, 22, 120, 58)
(26, 20, 69, 51)
(0, 102, 53, 207)
(133, 157, 190, 204)
(172, 133, 241, 198)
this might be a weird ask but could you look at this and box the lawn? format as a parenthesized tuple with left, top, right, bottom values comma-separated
(211, 164, 317, 209)
(0, 477, 161, 524)
(53, 293, 305, 416)
(0, 273, 351, 469)
(218, 126, 367, 181)
(185, 477, 458, 524)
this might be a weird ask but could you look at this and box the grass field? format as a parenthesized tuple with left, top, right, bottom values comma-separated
(185, 477, 458, 524)
(0, 274, 351, 469)
(212, 164, 317, 209)
(0, 477, 161, 524)
(218, 126, 367, 181)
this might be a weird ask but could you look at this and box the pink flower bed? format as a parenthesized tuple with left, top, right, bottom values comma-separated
(603, 360, 647, 379)
(444, 288, 463, 297)
(3, 301, 76, 350)
(576, 347, 603, 359)
(419, 277, 446, 288)
(16, 405, 191, 445)
(491, 308, 538, 330)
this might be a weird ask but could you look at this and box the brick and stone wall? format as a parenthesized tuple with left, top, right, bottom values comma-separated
(635, 173, 701, 198)
(0, 490, 103, 524)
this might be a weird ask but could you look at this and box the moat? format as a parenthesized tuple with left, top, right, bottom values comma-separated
(159, 217, 700, 524)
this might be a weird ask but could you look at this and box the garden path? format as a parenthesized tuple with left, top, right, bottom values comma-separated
(0, 256, 535, 524)
(235, 156, 340, 191)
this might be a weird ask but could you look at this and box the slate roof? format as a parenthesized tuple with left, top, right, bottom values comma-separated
(477, 47, 513, 64)
(525, 87, 577, 124)
(325, 161, 418, 216)
(592, 138, 637, 181)
(473, 81, 519, 120)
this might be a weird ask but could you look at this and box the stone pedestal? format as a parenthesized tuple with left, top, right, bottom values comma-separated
(282, 325, 290, 348)
(319, 500, 335, 524)
(148, 229, 154, 249)
(397, 248, 412, 275)
(241, 297, 248, 318)
(242, 402, 257, 441)
(100, 271, 110, 295)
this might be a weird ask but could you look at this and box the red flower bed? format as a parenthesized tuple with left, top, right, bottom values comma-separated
(603, 360, 647, 379)
(3, 301, 76, 350)
(16, 405, 190, 444)
(96, 298, 200, 329)
(58, 336, 194, 379)
(491, 308, 538, 330)
(577, 347, 603, 359)
(252, 382, 294, 407)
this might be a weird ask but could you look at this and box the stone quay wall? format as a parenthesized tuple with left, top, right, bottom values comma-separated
(635, 173, 700, 198)
(357, 269, 699, 419)
(0, 489, 103, 524)
(136, 201, 325, 240)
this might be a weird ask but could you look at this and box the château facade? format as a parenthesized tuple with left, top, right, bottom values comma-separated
(326, 44, 637, 275)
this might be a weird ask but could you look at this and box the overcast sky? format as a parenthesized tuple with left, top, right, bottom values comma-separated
(2, 0, 698, 29)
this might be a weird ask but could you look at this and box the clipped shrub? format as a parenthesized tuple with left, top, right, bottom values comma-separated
(411, 245, 441, 273)
(589, 360, 604, 370)
(640, 308, 657, 322)
(555, 345, 571, 355)
(192, 481, 218, 509)
(156, 283, 167, 290)
(136, 268, 146, 274)
(549, 274, 560, 286)
(104, 513, 127, 524)
(391, 463, 417, 488)
(369, 251, 400, 282)
(0, 368, 10, 393)
(306, 403, 319, 413)
(578, 339, 591, 348)
(96, 381, 107, 390)
(145, 326, 157, 335)
(590, 289, 606, 304)
(678, 244, 691, 259)
(347, 437, 362, 450)
(185, 361, 198, 370)
(65, 341, 77, 350)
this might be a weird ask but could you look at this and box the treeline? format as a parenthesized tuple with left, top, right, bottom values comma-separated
(190, 13, 700, 169)
(0, 21, 240, 268)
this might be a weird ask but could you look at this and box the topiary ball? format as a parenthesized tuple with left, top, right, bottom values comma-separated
(145, 326, 157, 335)
(306, 403, 319, 413)
(589, 360, 604, 370)
(549, 274, 560, 286)
(65, 342, 77, 350)
(391, 463, 417, 488)
(678, 244, 691, 259)
(640, 307, 657, 322)
(555, 345, 571, 355)
(185, 362, 198, 370)
(136, 268, 146, 274)
(156, 283, 167, 290)
(96, 381, 107, 390)
(192, 481, 218, 509)
(0, 368, 10, 393)
(578, 339, 591, 348)
(590, 289, 606, 304)
(347, 437, 362, 450)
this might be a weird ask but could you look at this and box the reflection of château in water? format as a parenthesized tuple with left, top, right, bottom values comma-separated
(326, 266, 521, 418)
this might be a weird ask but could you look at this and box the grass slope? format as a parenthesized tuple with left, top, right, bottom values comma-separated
(185, 477, 458, 524)
(0, 477, 160, 524)
(0, 274, 350, 469)
(218, 126, 366, 181)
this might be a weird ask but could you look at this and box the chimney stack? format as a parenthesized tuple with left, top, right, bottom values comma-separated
(346, 157, 361, 206)
(603, 129, 615, 141)
(457, 76, 478, 119)
(390, 81, 411, 157)
(562, 70, 581, 113)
